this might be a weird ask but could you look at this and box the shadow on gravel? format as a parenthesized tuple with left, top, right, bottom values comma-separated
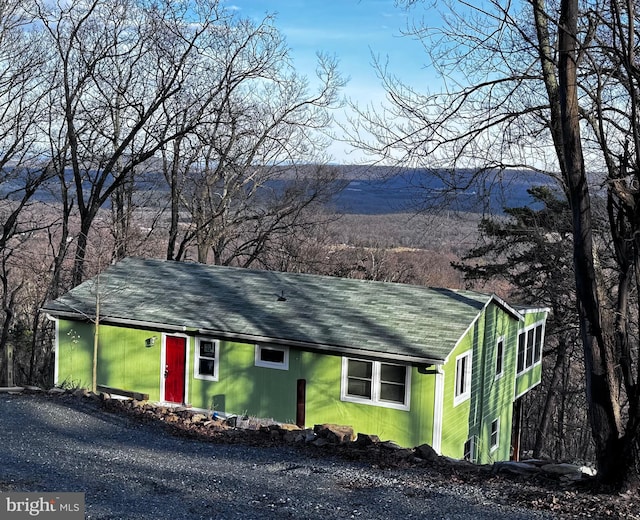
(0, 393, 591, 519)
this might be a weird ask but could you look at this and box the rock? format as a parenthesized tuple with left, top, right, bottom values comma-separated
(303, 430, 317, 443)
(353, 433, 380, 447)
(283, 430, 305, 443)
(278, 423, 301, 432)
(380, 440, 403, 450)
(415, 443, 439, 462)
(494, 461, 544, 476)
(540, 463, 590, 480)
(313, 424, 354, 443)
(73, 388, 89, 398)
(190, 413, 207, 424)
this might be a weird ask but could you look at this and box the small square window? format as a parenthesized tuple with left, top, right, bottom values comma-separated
(255, 344, 289, 370)
(194, 338, 219, 381)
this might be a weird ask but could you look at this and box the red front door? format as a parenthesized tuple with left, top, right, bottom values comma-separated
(164, 336, 186, 403)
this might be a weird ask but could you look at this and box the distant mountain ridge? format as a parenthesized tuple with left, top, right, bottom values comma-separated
(1, 164, 555, 216)
(327, 166, 555, 214)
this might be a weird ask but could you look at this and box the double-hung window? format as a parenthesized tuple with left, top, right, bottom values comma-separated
(341, 358, 410, 410)
(454, 351, 472, 406)
(194, 338, 219, 381)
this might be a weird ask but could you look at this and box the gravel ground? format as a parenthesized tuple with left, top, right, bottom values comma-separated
(0, 393, 556, 520)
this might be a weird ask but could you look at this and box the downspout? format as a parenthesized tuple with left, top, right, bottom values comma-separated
(433, 364, 444, 453)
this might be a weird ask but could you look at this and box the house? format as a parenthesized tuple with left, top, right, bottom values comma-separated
(42, 257, 548, 463)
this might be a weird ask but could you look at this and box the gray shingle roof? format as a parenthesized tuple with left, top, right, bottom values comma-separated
(42, 257, 514, 364)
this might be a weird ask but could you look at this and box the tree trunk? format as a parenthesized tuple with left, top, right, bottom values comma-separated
(558, 0, 629, 488)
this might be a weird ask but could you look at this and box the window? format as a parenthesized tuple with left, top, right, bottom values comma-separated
(495, 337, 504, 379)
(341, 358, 410, 410)
(490, 418, 500, 452)
(517, 322, 545, 374)
(255, 344, 289, 370)
(194, 338, 219, 381)
(454, 351, 472, 406)
(463, 437, 476, 462)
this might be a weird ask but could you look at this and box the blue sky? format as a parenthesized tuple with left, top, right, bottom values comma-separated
(225, 1, 436, 162)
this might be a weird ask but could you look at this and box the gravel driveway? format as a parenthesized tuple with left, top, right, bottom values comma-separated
(0, 393, 555, 519)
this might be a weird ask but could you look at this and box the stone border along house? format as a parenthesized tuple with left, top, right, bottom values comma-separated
(42, 257, 548, 464)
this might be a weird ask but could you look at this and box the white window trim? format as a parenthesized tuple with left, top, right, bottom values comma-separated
(453, 350, 472, 406)
(490, 418, 500, 452)
(194, 337, 219, 381)
(516, 320, 546, 376)
(495, 336, 505, 381)
(340, 357, 411, 411)
(255, 344, 289, 370)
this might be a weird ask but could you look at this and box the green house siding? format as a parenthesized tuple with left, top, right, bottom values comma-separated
(56, 320, 163, 399)
(55, 321, 437, 449)
(56, 320, 94, 389)
(97, 325, 162, 400)
(439, 303, 524, 463)
(189, 342, 436, 447)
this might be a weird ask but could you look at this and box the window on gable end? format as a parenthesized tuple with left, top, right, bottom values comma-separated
(517, 320, 546, 375)
(490, 418, 500, 452)
(495, 337, 504, 379)
(526, 327, 535, 368)
(454, 351, 472, 406)
(534, 324, 544, 363)
(517, 332, 526, 373)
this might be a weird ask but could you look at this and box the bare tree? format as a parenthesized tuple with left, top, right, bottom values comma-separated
(160, 15, 347, 265)
(0, 1, 54, 385)
(33, 0, 237, 285)
(347, 0, 640, 488)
